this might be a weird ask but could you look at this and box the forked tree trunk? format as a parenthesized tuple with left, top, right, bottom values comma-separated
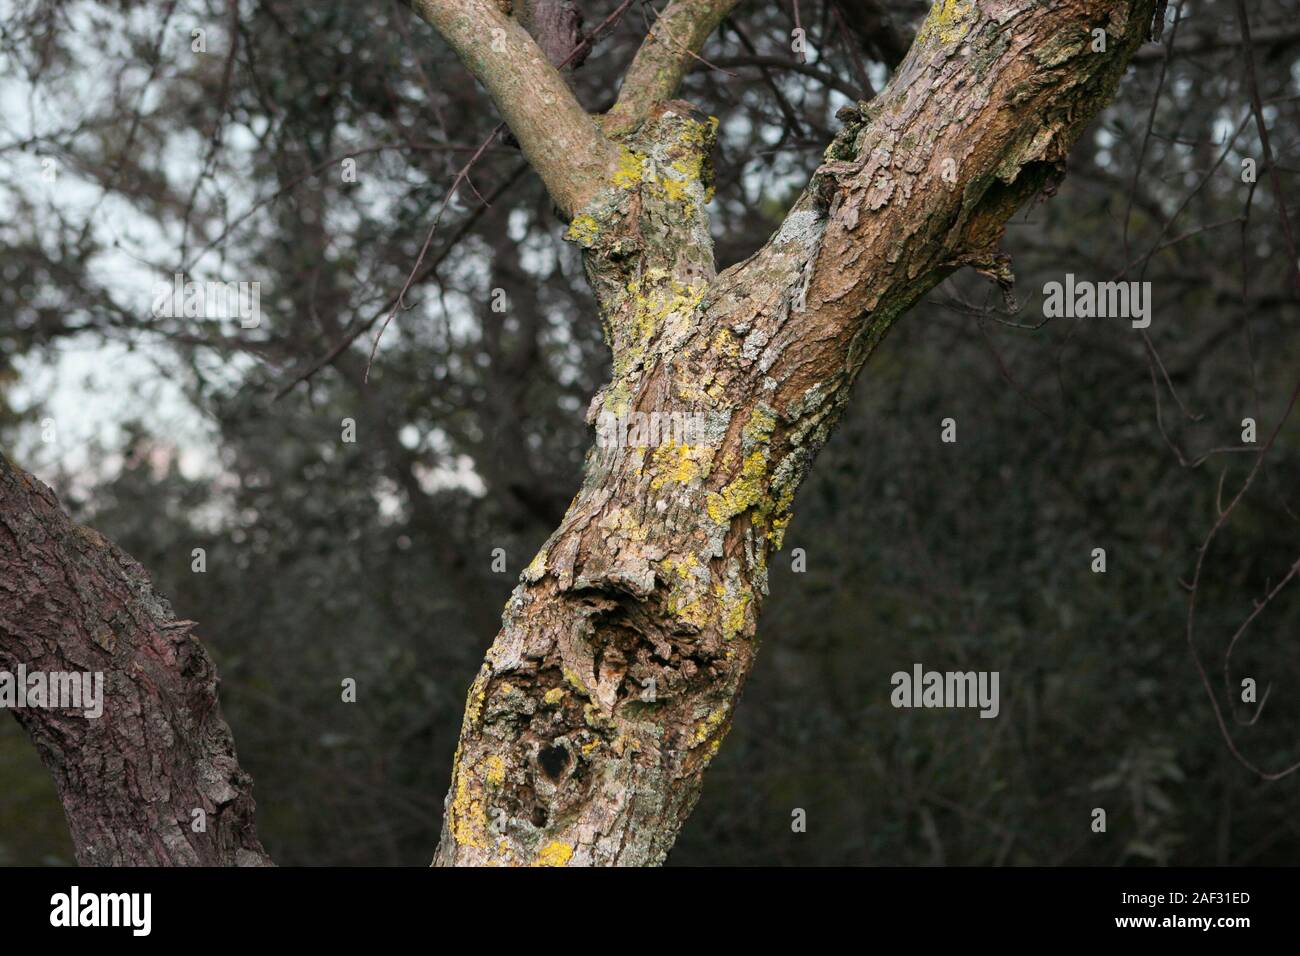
(0, 0, 1158, 867)
(432, 0, 1158, 865)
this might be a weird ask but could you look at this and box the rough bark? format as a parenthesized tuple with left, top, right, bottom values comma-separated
(0, 0, 1161, 868)
(0, 453, 271, 866)
(431, 0, 1159, 865)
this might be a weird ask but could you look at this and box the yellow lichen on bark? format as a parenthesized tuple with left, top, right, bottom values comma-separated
(649, 440, 714, 489)
(915, 0, 975, 46)
(533, 841, 575, 866)
(449, 767, 489, 849)
(612, 146, 644, 188)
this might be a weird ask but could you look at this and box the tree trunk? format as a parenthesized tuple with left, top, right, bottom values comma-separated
(0, 0, 1159, 869)
(0, 453, 271, 866)
(432, 0, 1158, 865)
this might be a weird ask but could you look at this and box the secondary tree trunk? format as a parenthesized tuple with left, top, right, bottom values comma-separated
(0, 453, 271, 866)
(432, 0, 1158, 865)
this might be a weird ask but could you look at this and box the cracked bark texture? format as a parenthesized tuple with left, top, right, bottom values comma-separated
(432, 0, 1159, 866)
(0, 0, 1159, 868)
(0, 453, 271, 866)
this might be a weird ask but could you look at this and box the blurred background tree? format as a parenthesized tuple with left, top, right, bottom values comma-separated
(1, 0, 1297, 865)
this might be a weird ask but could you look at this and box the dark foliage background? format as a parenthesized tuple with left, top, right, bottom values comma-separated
(1, 0, 1297, 865)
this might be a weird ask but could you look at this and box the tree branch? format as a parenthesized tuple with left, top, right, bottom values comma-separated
(603, 0, 744, 136)
(432, 0, 1162, 867)
(725, 0, 1161, 409)
(406, 0, 616, 215)
(709, 54, 859, 100)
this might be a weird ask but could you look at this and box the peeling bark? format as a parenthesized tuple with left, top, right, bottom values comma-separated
(0, 453, 271, 866)
(432, 0, 1159, 866)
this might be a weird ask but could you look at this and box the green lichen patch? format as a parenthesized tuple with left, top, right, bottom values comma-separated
(915, 0, 976, 47)
(649, 439, 714, 490)
(691, 702, 730, 747)
(705, 404, 779, 524)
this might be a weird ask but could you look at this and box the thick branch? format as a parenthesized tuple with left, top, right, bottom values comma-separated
(408, 0, 615, 215)
(730, 0, 1161, 409)
(603, 0, 743, 136)
(0, 453, 271, 866)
